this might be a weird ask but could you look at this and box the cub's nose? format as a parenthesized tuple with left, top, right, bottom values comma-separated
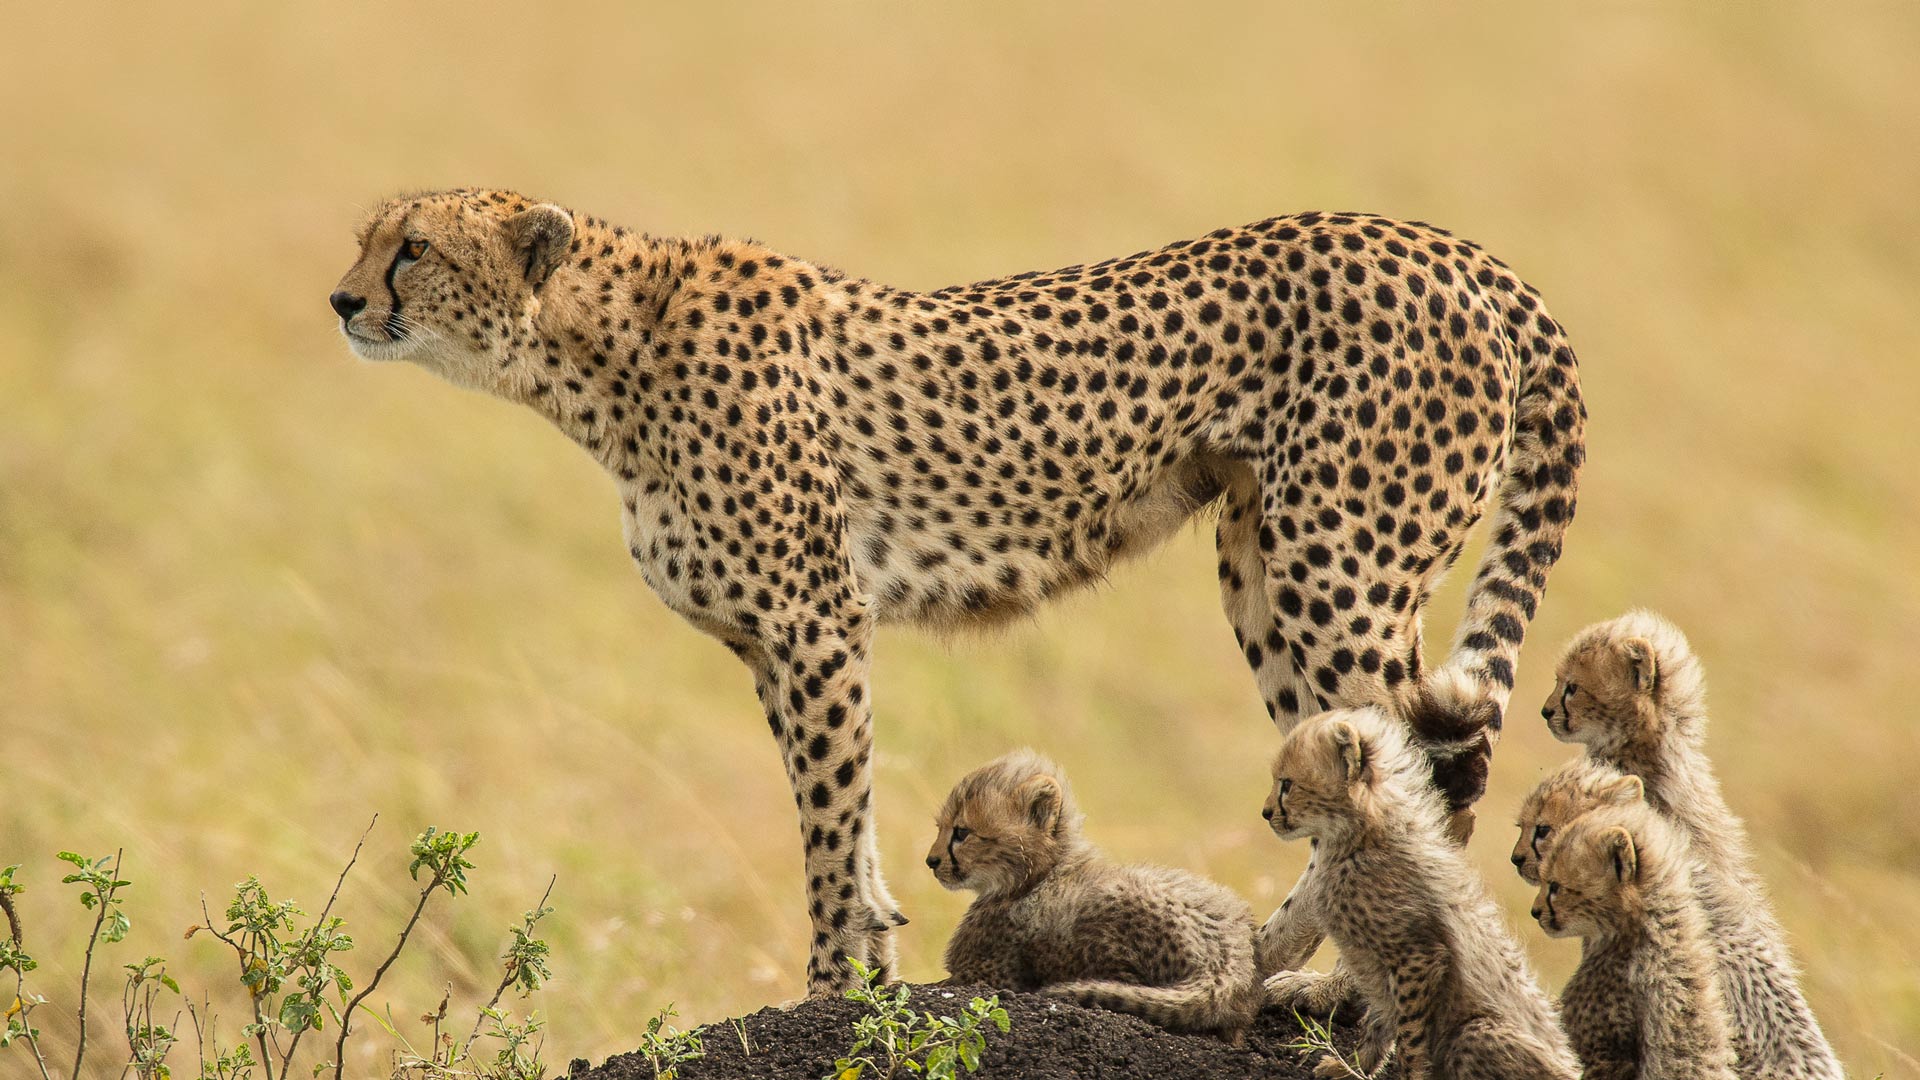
(1261, 806, 1275, 820)
(924, 855, 941, 870)
(1540, 704, 1554, 720)
(329, 290, 367, 320)
(1529, 906, 1543, 921)
(1510, 853, 1527, 869)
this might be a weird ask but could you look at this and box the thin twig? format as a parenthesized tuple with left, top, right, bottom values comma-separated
(2, 880, 55, 1080)
(330, 869, 448, 1080)
(458, 875, 556, 1063)
(71, 848, 123, 1080)
(277, 816, 377, 1076)
(199, 895, 277, 1080)
(0, 886, 21, 946)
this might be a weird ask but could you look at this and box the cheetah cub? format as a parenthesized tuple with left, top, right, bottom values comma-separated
(1534, 802, 1737, 1080)
(1545, 611, 1844, 1079)
(1263, 707, 1578, 1079)
(928, 750, 1260, 1040)
(1511, 756, 1643, 885)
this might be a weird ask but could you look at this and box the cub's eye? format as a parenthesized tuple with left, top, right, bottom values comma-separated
(949, 827, 970, 843)
(1547, 882, 1560, 896)
(1278, 779, 1292, 795)
(1534, 824, 1552, 840)
(402, 239, 429, 261)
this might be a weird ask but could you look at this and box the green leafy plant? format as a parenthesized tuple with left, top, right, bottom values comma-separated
(827, 959, 1009, 1080)
(60, 849, 133, 1078)
(633, 1004, 704, 1080)
(0, 822, 553, 1080)
(387, 879, 557, 1080)
(1282, 1010, 1379, 1080)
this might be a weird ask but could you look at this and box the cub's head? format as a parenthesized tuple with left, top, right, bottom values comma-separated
(331, 189, 576, 389)
(926, 750, 1086, 900)
(1531, 803, 1679, 940)
(1263, 706, 1434, 843)
(1541, 610, 1706, 759)
(1510, 759, 1644, 885)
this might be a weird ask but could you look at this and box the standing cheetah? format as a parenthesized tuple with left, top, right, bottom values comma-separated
(331, 190, 1586, 995)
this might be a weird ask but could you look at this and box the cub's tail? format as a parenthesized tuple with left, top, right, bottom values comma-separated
(1048, 973, 1259, 1041)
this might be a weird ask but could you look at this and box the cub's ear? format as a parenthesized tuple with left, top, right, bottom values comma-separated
(1604, 826, 1639, 884)
(1019, 775, 1062, 833)
(1620, 637, 1658, 694)
(1598, 773, 1645, 806)
(1330, 720, 1368, 784)
(504, 204, 574, 290)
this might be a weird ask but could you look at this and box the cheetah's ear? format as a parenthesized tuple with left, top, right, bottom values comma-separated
(504, 204, 574, 291)
(1330, 720, 1368, 785)
(1598, 773, 1645, 807)
(1620, 638, 1658, 695)
(1604, 826, 1638, 884)
(1019, 775, 1062, 834)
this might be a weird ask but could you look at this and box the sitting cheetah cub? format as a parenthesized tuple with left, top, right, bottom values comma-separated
(1263, 708, 1577, 1079)
(1545, 611, 1844, 1079)
(1535, 803, 1737, 1080)
(928, 750, 1260, 1040)
(1511, 756, 1643, 885)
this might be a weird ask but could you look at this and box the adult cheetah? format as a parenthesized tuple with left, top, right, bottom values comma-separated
(330, 190, 1586, 996)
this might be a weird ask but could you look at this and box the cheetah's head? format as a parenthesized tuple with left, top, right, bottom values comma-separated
(331, 189, 575, 391)
(1263, 706, 1433, 844)
(1541, 610, 1706, 759)
(926, 749, 1087, 900)
(1531, 803, 1675, 940)
(1510, 758, 1643, 886)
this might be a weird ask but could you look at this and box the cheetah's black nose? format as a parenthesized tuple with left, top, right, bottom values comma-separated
(1529, 906, 1542, 921)
(1511, 853, 1527, 869)
(330, 290, 367, 320)
(1540, 705, 1554, 720)
(924, 855, 941, 870)
(1261, 806, 1274, 820)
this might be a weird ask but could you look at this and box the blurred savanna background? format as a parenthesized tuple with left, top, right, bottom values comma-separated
(3, 2, 1918, 1076)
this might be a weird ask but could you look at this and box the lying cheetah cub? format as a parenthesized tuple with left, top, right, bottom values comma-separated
(1263, 708, 1577, 1079)
(1546, 611, 1844, 1080)
(1511, 756, 1643, 884)
(1535, 803, 1737, 1080)
(928, 750, 1260, 1039)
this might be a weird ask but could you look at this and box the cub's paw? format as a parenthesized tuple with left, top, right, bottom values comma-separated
(1264, 969, 1358, 1019)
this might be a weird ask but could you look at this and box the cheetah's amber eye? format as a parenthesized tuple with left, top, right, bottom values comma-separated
(950, 826, 970, 843)
(1534, 824, 1551, 840)
(402, 238, 429, 261)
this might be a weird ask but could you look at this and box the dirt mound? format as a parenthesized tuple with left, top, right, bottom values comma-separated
(568, 984, 1389, 1080)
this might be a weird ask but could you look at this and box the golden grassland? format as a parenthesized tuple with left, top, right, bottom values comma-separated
(2, 3, 1917, 1075)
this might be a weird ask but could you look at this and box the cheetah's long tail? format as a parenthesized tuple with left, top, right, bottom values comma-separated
(1045, 975, 1258, 1039)
(1410, 305, 1587, 812)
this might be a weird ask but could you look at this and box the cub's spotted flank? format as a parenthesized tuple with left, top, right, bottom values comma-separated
(1262, 708, 1577, 1079)
(1544, 612, 1844, 1080)
(928, 751, 1260, 1040)
(333, 189, 1586, 994)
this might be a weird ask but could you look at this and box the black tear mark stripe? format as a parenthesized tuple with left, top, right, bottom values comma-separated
(382, 217, 408, 337)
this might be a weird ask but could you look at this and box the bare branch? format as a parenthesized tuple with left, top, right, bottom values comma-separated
(458, 875, 556, 1063)
(278, 816, 377, 1076)
(70, 848, 124, 1080)
(330, 869, 447, 1080)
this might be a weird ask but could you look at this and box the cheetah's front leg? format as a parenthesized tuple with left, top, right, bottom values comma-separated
(748, 605, 904, 997)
